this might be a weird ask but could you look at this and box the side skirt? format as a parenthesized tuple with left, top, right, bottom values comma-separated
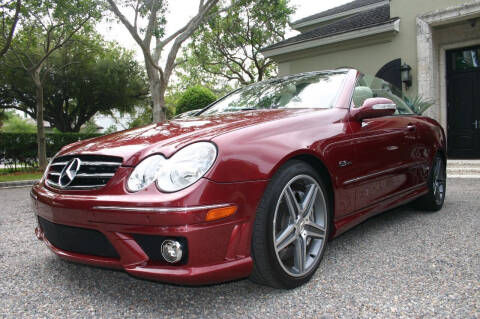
(330, 184, 428, 238)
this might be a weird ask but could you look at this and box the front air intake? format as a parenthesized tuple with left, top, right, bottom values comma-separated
(38, 216, 119, 258)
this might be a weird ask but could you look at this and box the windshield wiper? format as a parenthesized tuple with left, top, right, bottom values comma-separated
(224, 108, 257, 112)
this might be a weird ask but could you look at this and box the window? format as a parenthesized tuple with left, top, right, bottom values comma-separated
(352, 74, 414, 115)
(200, 71, 348, 115)
(451, 48, 480, 71)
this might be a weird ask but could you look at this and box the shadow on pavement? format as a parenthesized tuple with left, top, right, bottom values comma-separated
(42, 202, 438, 312)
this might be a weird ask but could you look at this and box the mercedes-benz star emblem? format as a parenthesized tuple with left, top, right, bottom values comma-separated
(59, 158, 82, 188)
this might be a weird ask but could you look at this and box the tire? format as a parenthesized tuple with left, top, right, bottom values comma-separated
(414, 153, 446, 211)
(249, 160, 330, 289)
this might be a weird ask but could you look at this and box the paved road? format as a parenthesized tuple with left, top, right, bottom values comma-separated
(1, 179, 479, 318)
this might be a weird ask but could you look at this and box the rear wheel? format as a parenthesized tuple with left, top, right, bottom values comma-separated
(415, 154, 446, 211)
(250, 161, 330, 289)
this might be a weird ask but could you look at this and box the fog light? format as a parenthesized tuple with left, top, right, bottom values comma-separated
(161, 240, 183, 263)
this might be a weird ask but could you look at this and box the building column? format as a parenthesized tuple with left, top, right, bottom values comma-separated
(416, 17, 437, 120)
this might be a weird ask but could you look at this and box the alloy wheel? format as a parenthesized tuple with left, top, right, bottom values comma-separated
(432, 157, 446, 205)
(272, 175, 327, 277)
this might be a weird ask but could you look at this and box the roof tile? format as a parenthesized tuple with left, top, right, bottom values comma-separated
(292, 0, 386, 25)
(263, 4, 395, 52)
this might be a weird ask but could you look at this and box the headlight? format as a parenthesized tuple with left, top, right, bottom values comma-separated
(156, 142, 217, 192)
(126, 155, 165, 192)
(127, 142, 217, 193)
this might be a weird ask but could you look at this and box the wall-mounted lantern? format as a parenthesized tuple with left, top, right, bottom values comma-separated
(400, 63, 412, 89)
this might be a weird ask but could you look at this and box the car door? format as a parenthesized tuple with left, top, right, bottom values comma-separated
(348, 75, 418, 211)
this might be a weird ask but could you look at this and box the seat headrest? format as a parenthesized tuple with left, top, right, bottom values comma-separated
(353, 86, 373, 107)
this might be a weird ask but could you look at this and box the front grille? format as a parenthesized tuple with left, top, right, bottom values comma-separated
(46, 155, 122, 190)
(38, 216, 119, 258)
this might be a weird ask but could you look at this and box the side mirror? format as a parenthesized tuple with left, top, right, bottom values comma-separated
(351, 97, 396, 121)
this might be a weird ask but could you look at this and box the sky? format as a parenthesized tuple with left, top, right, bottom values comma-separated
(97, 0, 353, 63)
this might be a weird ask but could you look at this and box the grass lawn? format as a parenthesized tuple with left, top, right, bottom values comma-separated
(0, 172, 43, 182)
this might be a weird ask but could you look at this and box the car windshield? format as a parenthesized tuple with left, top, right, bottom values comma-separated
(200, 71, 348, 115)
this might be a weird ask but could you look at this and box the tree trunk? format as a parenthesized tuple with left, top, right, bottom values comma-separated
(31, 68, 47, 171)
(144, 53, 167, 123)
(151, 81, 167, 123)
(158, 88, 168, 121)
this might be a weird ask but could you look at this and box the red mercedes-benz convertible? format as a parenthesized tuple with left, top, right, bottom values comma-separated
(31, 69, 446, 288)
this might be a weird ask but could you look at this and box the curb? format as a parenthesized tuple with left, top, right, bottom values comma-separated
(0, 179, 39, 189)
(447, 174, 480, 179)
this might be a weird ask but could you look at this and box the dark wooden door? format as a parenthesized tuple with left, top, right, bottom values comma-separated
(447, 46, 480, 158)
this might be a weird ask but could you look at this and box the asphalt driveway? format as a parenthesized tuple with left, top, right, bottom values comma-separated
(0, 179, 479, 318)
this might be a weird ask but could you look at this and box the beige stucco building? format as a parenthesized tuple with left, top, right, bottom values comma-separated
(263, 0, 480, 158)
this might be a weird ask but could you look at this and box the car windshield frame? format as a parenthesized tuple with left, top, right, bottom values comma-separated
(198, 70, 349, 116)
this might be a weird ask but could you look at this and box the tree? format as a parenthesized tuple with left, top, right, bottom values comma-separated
(0, 0, 22, 58)
(170, 55, 234, 98)
(0, 111, 36, 132)
(128, 107, 152, 129)
(103, 124, 118, 134)
(80, 119, 99, 134)
(106, 0, 226, 123)
(178, 0, 294, 87)
(0, 110, 8, 127)
(1, 31, 148, 132)
(176, 86, 216, 115)
(8, 0, 100, 169)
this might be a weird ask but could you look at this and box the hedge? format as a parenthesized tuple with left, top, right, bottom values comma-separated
(176, 86, 217, 115)
(0, 132, 102, 170)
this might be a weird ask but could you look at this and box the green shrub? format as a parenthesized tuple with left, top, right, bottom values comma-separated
(0, 132, 102, 170)
(403, 95, 434, 115)
(128, 105, 176, 129)
(176, 86, 217, 115)
(0, 112, 36, 133)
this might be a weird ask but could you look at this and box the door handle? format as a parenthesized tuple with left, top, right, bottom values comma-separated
(473, 120, 479, 129)
(407, 124, 416, 131)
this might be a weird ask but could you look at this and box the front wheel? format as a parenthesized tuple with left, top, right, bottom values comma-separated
(415, 154, 446, 211)
(250, 161, 330, 289)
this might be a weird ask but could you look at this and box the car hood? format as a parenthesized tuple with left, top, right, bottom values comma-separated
(57, 108, 319, 166)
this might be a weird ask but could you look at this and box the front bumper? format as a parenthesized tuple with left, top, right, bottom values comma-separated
(31, 176, 268, 285)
